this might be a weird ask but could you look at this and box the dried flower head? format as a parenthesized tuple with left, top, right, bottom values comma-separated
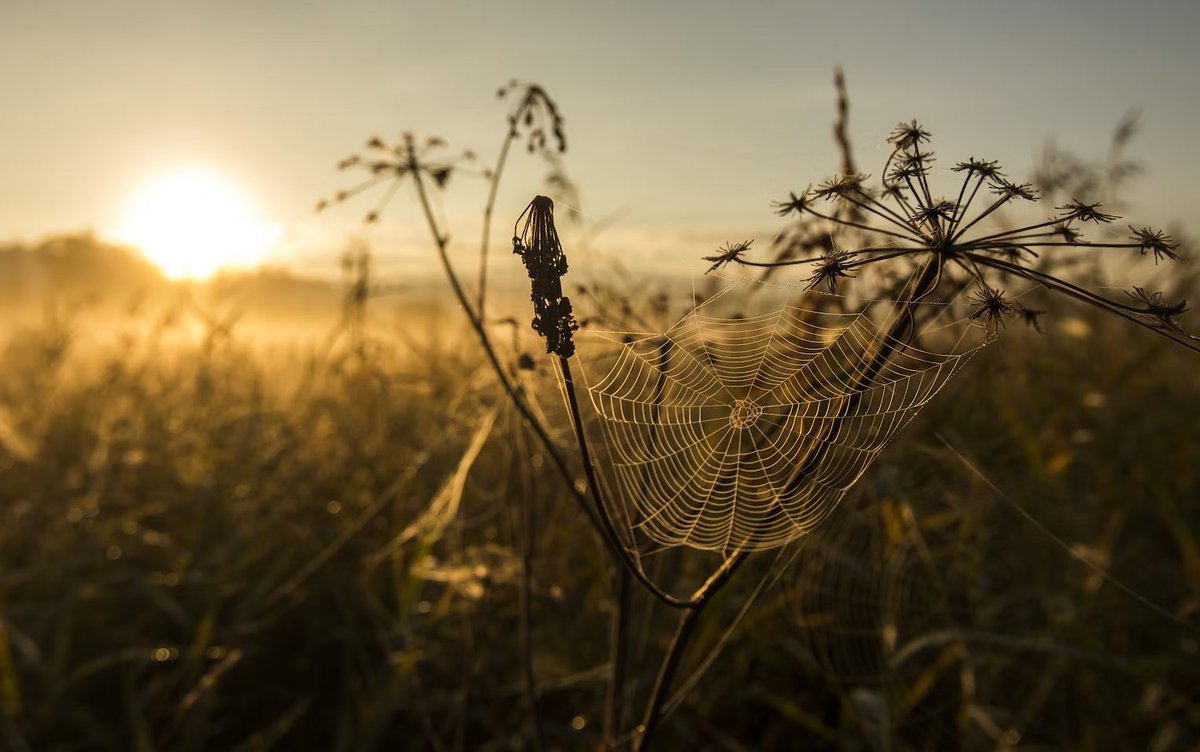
(707, 115, 1198, 353)
(952, 158, 1004, 180)
(968, 285, 1014, 333)
(513, 196, 579, 357)
(895, 151, 935, 173)
(1057, 199, 1119, 224)
(499, 80, 567, 154)
(704, 240, 754, 273)
(888, 120, 932, 151)
(806, 247, 857, 292)
(1053, 223, 1082, 243)
(1014, 304, 1044, 332)
(911, 200, 956, 227)
(814, 174, 870, 202)
(888, 163, 926, 184)
(1129, 226, 1180, 263)
(1125, 287, 1189, 332)
(772, 188, 815, 217)
(988, 179, 1039, 202)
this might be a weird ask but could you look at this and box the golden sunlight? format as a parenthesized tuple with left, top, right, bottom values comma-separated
(117, 170, 280, 279)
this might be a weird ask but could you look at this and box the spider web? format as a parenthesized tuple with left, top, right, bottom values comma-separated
(578, 279, 988, 553)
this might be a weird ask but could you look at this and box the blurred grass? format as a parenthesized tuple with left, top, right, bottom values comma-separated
(0, 292, 1197, 751)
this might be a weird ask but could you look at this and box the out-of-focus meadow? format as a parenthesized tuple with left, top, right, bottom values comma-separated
(0, 221, 1197, 750)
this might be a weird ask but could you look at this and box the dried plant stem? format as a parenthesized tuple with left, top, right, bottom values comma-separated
(407, 167, 606, 537)
(964, 252, 1200, 352)
(806, 206, 923, 243)
(662, 546, 796, 716)
(557, 356, 699, 609)
(768, 254, 945, 501)
(478, 130, 516, 317)
(456, 588, 483, 752)
(833, 66, 856, 177)
(512, 417, 546, 752)
(629, 256, 944, 752)
(635, 552, 747, 752)
(602, 568, 631, 750)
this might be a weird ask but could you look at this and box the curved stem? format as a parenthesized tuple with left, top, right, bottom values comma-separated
(946, 173, 985, 240)
(407, 166, 606, 535)
(848, 187, 912, 230)
(945, 172, 972, 236)
(478, 131, 516, 317)
(662, 546, 794, 716)
(963, 252, 1200, 353)
(602, 568, 631, 749)
(558, 356, 699, 609)
(412, 165, 704, 608)
(845, 248, 925, 269)
(512, 417, 546, 752)
(735, 245, 924, 271)
(965, 252, 1151, 314)
(635, 552, 747, 751)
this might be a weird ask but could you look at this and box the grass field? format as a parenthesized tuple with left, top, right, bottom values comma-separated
(0, 279, 1196, 749)
(2, 67, 1199, 749)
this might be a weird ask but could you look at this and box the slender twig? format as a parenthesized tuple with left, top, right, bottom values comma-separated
(407, 166, 604, 535)
(840, 192, 919, 236)
(967, 241, 1148, 251)
(603, 568, 631, 749)
(635, 552, 748, 751)
(851, 186, 921, 231)
(478, 130, 516, 317)
(778, 254, 946, 497)
(963, 252, 1200, 352)
(945, 172, 972, 235)
(967, 217, 1069, 245)
(946, 173, 985, 239)
(803, 206, 925, 244)
(558, 356, 700, 609)
(833, 67, 855, 177)
(950, 192, 1016, 243)
(512, 414, 546, 752)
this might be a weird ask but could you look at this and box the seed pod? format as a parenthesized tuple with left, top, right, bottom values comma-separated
(512, 196, 579, 357)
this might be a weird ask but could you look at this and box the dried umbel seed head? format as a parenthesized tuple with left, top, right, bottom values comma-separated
(714, 115, 1197, 352)
(703, 240, 753, 273)
(968, 285, 1014, 334)
(498, 81, 567, 154)
(513, 196, 579, 357)
(806, 247, 858, 292)
(316, 132, 474, 223)
(1129, 225, 1180, 263)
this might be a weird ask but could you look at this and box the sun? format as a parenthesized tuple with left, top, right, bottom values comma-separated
(117, 170, 281, 279)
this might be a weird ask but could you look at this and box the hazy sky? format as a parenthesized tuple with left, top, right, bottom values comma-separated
(2, 0, 1198, 278)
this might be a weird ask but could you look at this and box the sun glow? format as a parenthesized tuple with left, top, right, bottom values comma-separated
(118, 170, 280, 279)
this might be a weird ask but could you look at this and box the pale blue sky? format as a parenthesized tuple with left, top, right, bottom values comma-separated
(1, 0, 1197, 277)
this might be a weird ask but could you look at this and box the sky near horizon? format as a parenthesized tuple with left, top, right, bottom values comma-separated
(2, 0, 1198, 280)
